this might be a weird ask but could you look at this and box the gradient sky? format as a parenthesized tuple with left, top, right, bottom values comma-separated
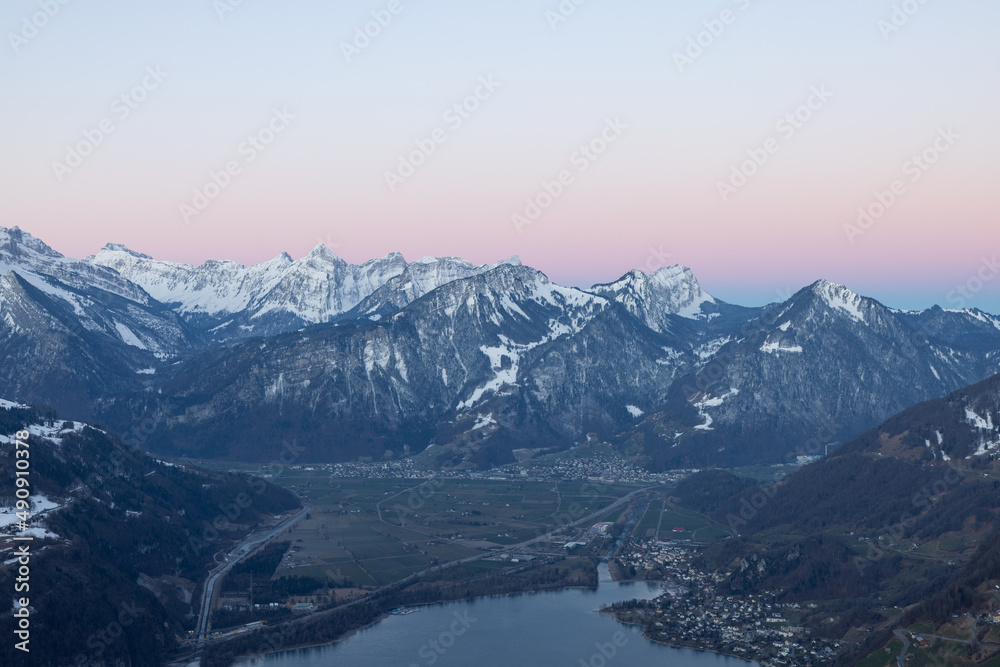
(2, 0, 998, 312)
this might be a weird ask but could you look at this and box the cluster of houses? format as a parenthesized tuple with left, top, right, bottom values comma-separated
(613, 537, 843, 665)
(282, 455, 694, 486)
(499, 456, 693, 484)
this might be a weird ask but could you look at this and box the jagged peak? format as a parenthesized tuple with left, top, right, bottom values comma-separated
(807, 279, 864, 303)
(651, 263, 696, 279)
(648, 264, 705, 291)
(0, 226, 64, 260)
(594, 264, 700, 290)
(303, 244, 345, 263)
(97, 243, 153, 260)
(803, 279, 869, 323)
(412, 255, 475, 267)
(361, 251, 407, 268)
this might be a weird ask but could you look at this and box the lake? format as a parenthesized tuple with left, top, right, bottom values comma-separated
(237, 563, 756, 667)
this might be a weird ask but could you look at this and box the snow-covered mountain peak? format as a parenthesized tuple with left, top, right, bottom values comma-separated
(366, 251, 407, 265)
(0, 228, 157, 307)
(95, 243, 152, 260)
(808, 280, 868, 323)
(345, 256, 543, 321)
(268, 252, 294, 266)
(650, 265, 716, 312)
(590, 264, 718, 328)
(649, 263, 699, 285)
(0, 226, 65, 262)
(303, 244, 343, 263)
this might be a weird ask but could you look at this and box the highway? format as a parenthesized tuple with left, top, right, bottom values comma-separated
(195, 505, 312, 639)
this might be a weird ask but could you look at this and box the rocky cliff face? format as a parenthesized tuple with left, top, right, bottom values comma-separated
(0, 228, 198, 414)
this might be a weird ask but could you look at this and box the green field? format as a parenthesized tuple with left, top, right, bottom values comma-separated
(857, 636, 902, 667)
(655, 504, 733, 542)
(259, 472, 637, 587)
(635, 500, 663, 538)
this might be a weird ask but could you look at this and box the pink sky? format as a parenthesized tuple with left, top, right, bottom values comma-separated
(3, 0, 998, 311)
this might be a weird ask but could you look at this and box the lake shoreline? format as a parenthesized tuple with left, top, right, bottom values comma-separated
(604, 610, 761, 666)
(223, 563, 754, 667)
(231, 583, 602, 665)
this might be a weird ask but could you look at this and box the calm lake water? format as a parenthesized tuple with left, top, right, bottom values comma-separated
(238, 564, 756, 667)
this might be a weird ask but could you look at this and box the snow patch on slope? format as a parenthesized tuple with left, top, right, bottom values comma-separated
(814, 280, 866, 324)
(692, 389, 739, 431)
(114, 321, 148, 350)
(966, 408, 994, 431)
(760, 340, 803, 354)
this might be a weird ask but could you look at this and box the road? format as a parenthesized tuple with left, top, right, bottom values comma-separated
(894, 629, 910, 667)
(195, 505, 312, 639)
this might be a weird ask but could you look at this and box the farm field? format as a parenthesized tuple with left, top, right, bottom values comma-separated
(634, 500, 663, 538)
(654, 503, 734, 543)
(257, 471, 639, 587)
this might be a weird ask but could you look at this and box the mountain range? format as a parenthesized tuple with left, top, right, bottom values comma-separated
(1, 225, 999, 468)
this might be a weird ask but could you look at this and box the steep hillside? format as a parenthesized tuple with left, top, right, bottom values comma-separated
(674, 374, 1000, 664)
(0, 400, 299, 666)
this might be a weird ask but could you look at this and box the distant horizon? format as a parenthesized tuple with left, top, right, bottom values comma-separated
(4, 1, 998, 316)
(6, 224, 997, 316)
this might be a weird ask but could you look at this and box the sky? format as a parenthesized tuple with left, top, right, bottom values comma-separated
(1, 0, 998, 312)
